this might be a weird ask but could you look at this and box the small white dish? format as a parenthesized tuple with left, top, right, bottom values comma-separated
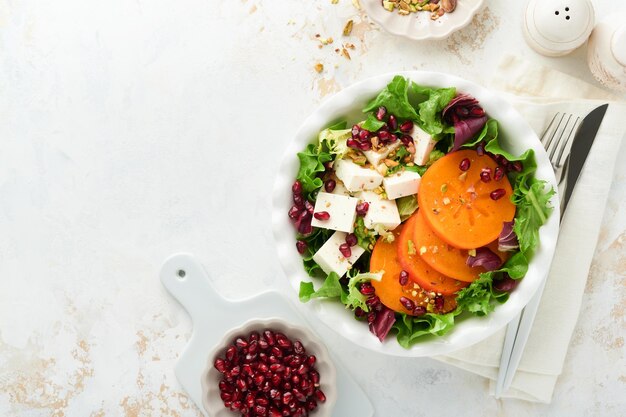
(271, 71, 560, 357)
(201, 318, 337, 417)
(361, 0, 484, 41)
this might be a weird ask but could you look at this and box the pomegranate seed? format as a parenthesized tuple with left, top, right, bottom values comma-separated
(359, 129, 370, 141)
(283, 381, 292, 391)
(510, 161, 523, 172)
(306, 399, 317, 411)
(282, 392, 293, 405)
(434, 295, 444, 311)
(292, 374, 301, 385)
(376, 106, 387, 121)
(494, 166, 505, 181)
(355, 202, 369, 216)
(367, 312, 376, 323)
(223, 400, 233, 409)
(490, 189, 506, 200)
(270, 363, 285, 373)
(313, 211, 330, 221)
(480, 167, 492, 183)
(293, 341, 305, 354)
(359, 282, 375, 295)
(399, 120, 414, 133)
(254, 405, 267, 416)
(257, 363, 269, 373)
(345, 233, 358, 247)
(250, 332, 260, 341)
(413, 306, 427, 316)
(295, 241, 307, 255)
(315, 389, 327, 403)
(270, 388, 281, 400)
(310, 370, 320, 385)
(292, 181, 302, 195)
(226, 346, 237, 361)
(281, 407, 291, 416)
(254, 374, 265, 386)
(278, 339, 293, 350)
(235, 337, 248, 349)
(378, 130, 390, 141)
(365, 295, 380, 307)
(476, 142, 485, 156)
(399, 296, 415, 311)
(296, 364, 308, 375)
(269, 408, 282, 417)
(263, 330, 276, 346)
(338, 243, 351, 258)
(297, 216, 312, 235)
(248, 340, 258, 355)
(292, 194, 304, 208)
(324, 179, 336, 193)
(288, 206, 300, 220)
(358, 141, 371, 151)
(388, 114, 398, 130)
(470, 106, 485, 117)
(455, 106, 470, 117)
(237, 378, 247, 392)
(459, 158, 471, 171)
(390, 133, 398, 143)
(242, 364, 253, 376)
(258, 339, 269, 350)
(400, 134, 413, 145)
(347, 138, 359, 148)
(258, 352, 268, 363)
(354, 307, 366, 318)
(399, 270, 409, 285)
(293, 388, 307, 402)
(271, 374, 282, 387)
(351, 124, 360, 136)
(219, 380, 231, 392)
(304, 200, 314, 214)
(231, 366, 241, 377)
(221, 390, 232, 401)
(214, 358, 227, 373)
(306, 355, 316, 367)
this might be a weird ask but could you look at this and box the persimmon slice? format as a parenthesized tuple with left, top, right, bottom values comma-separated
(370, 227, 457, 314)
(413, 210, 508, 283)
(396, 213, 468, 296)
(418, 149, 516, 249)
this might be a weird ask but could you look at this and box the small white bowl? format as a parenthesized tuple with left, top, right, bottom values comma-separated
(361, 0, 484, 41)
(201, 318, 337, 417)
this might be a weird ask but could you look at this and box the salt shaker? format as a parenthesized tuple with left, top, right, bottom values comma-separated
(587, 15, 626, 93)
(523, 0, 595, 57)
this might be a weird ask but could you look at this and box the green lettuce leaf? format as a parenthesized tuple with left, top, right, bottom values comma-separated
(345, 271, 384, 311)
(296, 143, 333, 196)
(354, 217, 377, 251)
(363, 75, 420, 121)
(393, 312, 456, 348)
(299, 272, 345, 303)
(410, 83, 456, 136)
(512, 179, 555, 255)
(299, 227, 334, 277)
(361, 113, 386, 132)
(397, 195, 419, 221)
(318, 128, 351, 159)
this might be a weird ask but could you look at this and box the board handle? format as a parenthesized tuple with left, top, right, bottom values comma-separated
(160, 253, 230, 324)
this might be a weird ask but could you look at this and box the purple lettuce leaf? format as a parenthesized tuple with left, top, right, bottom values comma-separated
(369, 307, 396, 342)
(466, 247, 503, 271)
(498, 221, 519, 252)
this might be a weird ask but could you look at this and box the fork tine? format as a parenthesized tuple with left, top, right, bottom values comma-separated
(549, 114, 573, 162)
(540, 113, 560, 145)
(544, 113, 566, 154)
(555, 116, 581, 166)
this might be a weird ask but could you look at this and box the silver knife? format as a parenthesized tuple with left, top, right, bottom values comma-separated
(496, 103, 609, 398)
(560, 104, 609, 213)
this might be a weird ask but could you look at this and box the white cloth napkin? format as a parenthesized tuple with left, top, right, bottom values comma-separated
(435, 55, 626, 403)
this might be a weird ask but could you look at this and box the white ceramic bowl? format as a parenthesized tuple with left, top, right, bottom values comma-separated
(272, 71, 560, 357)
(201, 318, 337, 417)
(361, 0, 483, 40)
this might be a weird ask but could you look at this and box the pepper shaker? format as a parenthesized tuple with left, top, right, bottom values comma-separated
(587, 15, 626, 93)
(523, 0, 595, 57)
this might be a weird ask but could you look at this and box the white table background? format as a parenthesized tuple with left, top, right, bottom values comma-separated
(0, 0, 624, 416)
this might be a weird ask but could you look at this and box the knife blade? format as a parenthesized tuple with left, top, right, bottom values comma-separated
(560, 104, 609, 213)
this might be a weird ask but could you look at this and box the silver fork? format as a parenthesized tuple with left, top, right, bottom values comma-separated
(540, 113, 582, 215)
(494, 112, 581, 398)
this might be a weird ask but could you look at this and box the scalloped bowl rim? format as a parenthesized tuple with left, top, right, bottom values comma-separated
(201, 317, 338, 416)
(361, 0, 484, 41)
(271, 71, 560, 357)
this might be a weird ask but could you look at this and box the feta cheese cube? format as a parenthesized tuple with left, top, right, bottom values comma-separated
(334, 159, 383, 192)
(313, 231, 365, 277)
(362, 141, 401, 167)
(310, 192, 358, 233)
(358, 191, 401, 230)
(410, 125, 438, 166)
(383, 170, 421, 200)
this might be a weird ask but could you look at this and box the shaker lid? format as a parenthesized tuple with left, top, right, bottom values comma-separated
(525, 0, 595, 53)
(611, 25, 626, 67)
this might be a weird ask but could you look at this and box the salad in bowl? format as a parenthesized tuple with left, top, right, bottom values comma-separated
(272, 73, 559, 356)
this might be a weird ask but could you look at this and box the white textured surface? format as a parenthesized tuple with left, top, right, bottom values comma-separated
(0, 0, 624, 416)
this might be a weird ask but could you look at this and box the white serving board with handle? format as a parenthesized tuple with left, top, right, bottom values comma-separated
(160, 253, 374, 417)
